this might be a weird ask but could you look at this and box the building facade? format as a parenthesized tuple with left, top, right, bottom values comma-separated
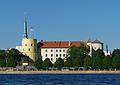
(38, 40, 104, 63)
(38, 41, 83, 63)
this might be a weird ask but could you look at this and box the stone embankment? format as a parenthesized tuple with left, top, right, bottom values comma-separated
(0, 70, 120, 74)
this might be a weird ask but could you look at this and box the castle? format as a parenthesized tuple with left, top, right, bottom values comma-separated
(16, 17, 107, 64)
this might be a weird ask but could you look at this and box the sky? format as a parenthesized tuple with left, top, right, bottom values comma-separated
(0, 0, 120, 51)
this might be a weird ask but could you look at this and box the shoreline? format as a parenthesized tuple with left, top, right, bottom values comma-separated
(0, 70, 120, 74)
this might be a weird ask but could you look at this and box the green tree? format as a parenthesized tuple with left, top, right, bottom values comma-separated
(102, 56, 112, 69)
(34, 57, 43, 69)
(111, 49, 120, 69)
(73, 57, 83, 67)
(54, 58, 64, 69)
(6, 49, 18, 67)
(92, 49, 105, 69)
(66, 44, 89, 68)
(92, 56, 103, 69)
(67, 46, 80, 60)
(112, 49, 120, 57)
(64, 57, 73, 67)
(92, 49, 105, 58)
(42, 58, 53, 68)
(0, 50, 6, 67)
(84, 55, 92, 68)
(112, 55, 120, 69)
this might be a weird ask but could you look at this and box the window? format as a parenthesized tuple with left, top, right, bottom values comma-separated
(56, 54, 58, 57)
(59, 50, 61, 52)
(28, 48, 30, 51)
(51, 54, 53, 57)
(25, 44, 27, 46)
(63, 50, 65, 52)
(45, 49, 47, 52)
(51, 50, 53, 52)
(56, 50, 58, 52)
(45, 54, 47, 57)
(60, 54, 62, 57)
(63, 54, 66, 57)
(31, 44, 33, 46)
(51, 58, 53, 61)
(94, 47, 97, 50)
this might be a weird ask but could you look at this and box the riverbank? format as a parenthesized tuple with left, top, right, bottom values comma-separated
(0, 70, 120, 74)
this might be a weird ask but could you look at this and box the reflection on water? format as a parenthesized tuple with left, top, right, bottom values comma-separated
(0, 74, 120, 85)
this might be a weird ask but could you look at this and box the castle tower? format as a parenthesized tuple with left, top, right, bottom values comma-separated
(21, 16, 38, 61)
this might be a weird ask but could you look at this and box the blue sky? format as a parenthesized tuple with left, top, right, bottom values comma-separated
(0, 0, 120, 50)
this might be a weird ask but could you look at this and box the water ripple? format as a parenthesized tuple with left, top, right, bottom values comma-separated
(0, 74, 120, 85)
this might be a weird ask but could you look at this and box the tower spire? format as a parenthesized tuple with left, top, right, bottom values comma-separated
(24, 16, 28, 38)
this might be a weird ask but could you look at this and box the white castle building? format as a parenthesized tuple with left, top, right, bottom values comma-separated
(16, 17, 110, 64)
(37, 39, 104, 63)
(37, 41, 84, 63)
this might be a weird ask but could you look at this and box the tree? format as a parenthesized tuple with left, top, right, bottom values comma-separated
(66, 44, 89, 68)
(111, 49, 120, 69)
(67, 46, 80, 60)
(0, 50, 6, 67)
(34, 57, 43, 69)
(92, 49, 105, 58)
(64, 57, 73, 67)
(92, 49, 105, 69)
(102, 56, 112, 69)
(54, 58, 64, 69)
(92, 55, 103, 69)
(6, 49, 18, 67)
(42, 58, 53, 68)
(84, 55, 92, 68)
(9, 48, 20, 62)
(73, 57, 83, 67)
(112, 49, 120, 57)
(112, 55, 120, 69)
(79, 43, 90, 57)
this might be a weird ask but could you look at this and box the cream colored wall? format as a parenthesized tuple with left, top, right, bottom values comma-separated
(21, 38, 38, 61)
(41, 48, 68, 63)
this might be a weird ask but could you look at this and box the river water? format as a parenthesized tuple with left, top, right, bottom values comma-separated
(0, 74, 120, 85)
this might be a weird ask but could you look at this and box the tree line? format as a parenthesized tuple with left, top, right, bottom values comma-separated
(1, 45, 120, 70)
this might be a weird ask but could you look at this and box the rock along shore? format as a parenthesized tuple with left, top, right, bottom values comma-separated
(0, 70, 120, 74)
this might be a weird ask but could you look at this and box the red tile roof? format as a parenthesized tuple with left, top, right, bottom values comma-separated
(38, 41, 86, 48)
